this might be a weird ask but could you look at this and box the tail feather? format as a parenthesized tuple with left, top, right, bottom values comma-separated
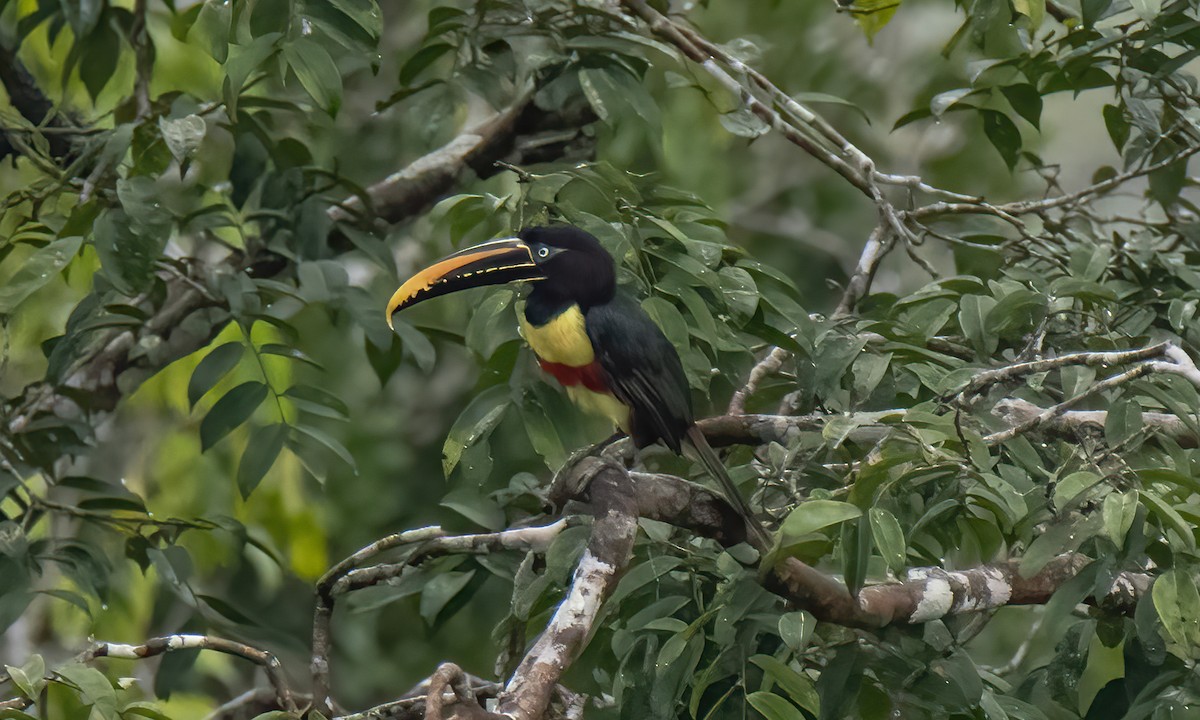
(684, 425, 772, 551)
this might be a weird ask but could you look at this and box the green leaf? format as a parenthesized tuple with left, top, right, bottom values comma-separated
(1000, 84, 1042, 129)
(189, 0, 232, 62)
(1102, 491, 1138, 546)
(224, 33, 283, 114)
(290, 423, 357, 472)
(465, 288, 516, 358)
(719, 106, 770, 138)
(399, 43, 454, 87)
(842, 515, 870, 596)
(237, 423, 288, 498)
(1102, 104, 1129, 150)
(158, 115, 207, 164)
(327, 0, 383, 39)
(1149, 153, 1187, 207)
(284, 384, 349, 419)
(1152, 567, 1200, 648)
(390, 317, 436, 373)
(1104, 399, 1142, 447)
(200, 381, 268, 451)
(746, 691, 806, 720)
(260, 343, 323, 370)
(958, 294, 998, 356)
(297, 0, 380, 53)
(443, 384, 510, 477)
(121, 702, 176, 720)
(852, 352, 891, 401)
(1083, 0, 1114, 27)
(199, 593, 256, 624)
(79, 19, 120, 101)
(1012, 0, 1045, 28)
(188, 343, 244, 408)
(440, 489, 505, 531)
(1141, 489, 1197, 551)
(61, 0, 102, 36)
(1019, 516, 1099, 576)
(0, 236, 81, 314)
(849, 0, 901, 40)
(718, 266, 759, 323)
(419, 570, 475, 623)
(93, 209, 162, 295)
(778, 611, 815, 653)
(284, 38, 343, 116)
(578, 67, 616, 122)
(931, 88, 975, 117)
(1054, 471, 1102, 508)
(4, 654, 44, 699)
(55, 665, 117, 720)
(869, 507, 906, 573)
(117, 177, 174, 240)
(792, 91, 870, 124)
(982, 110, 1021, 169)
(520, 391, 567, 470)
(1130, 0, 1162, 22)
(750, 655, 819, 714)
(779, 500, 862, 544)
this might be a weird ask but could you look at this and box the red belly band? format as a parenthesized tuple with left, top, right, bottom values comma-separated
(537, 358, 609, 393)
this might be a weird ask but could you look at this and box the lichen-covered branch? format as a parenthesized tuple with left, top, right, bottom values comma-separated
(311, 521, 571, 717)
(0, 635, 295, 714)
(956, 343, 1174, 401)
(857, 555, 1150, 625)
(981, 342, 1200, 445)
(497, 459, 637, 719)
(596, 464, 1153, 627)
(994, 398, 1200, 447)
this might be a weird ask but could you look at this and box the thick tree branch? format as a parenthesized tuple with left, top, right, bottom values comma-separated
(311, 521, 571, 717)
(5, 93, 576, 475)
(857, 554, 1150, 625)
(327, 92, 593, 226)
(497, 459, 637, 719)
(579, 464, 1152, 627)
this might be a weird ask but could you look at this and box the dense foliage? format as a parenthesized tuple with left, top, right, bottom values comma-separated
(2, 0, 1200, 718)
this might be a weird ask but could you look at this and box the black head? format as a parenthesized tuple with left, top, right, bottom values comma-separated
(519, 225, 616, 309)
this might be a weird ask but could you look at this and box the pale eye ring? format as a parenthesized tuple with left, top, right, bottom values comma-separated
(537, 247, 550, 258)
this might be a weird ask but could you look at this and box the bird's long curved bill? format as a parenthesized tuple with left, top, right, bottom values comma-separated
(386, 238, 543, 328)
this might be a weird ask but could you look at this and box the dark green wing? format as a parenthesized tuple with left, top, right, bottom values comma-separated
(585, 293, 694, 453)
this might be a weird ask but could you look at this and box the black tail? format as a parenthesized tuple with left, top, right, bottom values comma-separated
(684, 425, 772, 552)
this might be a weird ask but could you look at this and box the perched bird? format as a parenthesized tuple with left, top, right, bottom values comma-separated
(387, 224, 770, 549)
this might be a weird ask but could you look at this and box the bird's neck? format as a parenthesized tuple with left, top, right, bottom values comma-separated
(524, 285, 574, 326)
(525, 282, 613, 325)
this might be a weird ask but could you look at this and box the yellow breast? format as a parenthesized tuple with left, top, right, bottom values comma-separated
(517, 303, 596, 366)
(517, 302, 630, 432)
(565, 385, 631, 433)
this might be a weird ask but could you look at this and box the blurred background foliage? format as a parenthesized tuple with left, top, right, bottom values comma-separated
(2, 0, 1200, 718)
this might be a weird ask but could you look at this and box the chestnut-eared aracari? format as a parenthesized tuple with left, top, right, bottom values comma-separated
(386, 225, 769, 549)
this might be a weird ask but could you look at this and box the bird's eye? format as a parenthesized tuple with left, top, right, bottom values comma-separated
(537, 247, 550, 258)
